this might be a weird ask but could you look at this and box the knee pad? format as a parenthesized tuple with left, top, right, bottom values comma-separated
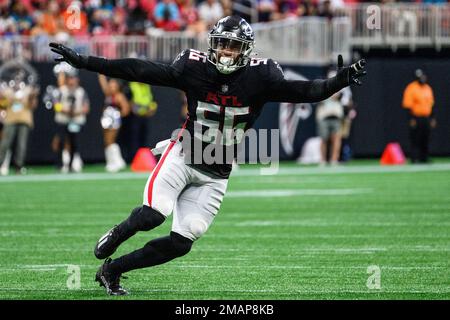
(181, 214, 208, 240)
(151, 195, 174, 217)
(130, 205, 165, 231)
(170, 231, 193, 257)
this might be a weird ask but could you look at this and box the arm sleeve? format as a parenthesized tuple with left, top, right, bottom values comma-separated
(264, 60, 350, 103)
(84, 50, 188, 89)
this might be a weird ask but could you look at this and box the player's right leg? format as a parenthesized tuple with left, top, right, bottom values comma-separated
(94, 141, 189, 260)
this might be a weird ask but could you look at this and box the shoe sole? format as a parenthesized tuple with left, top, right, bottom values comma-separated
(95, 275, 128, 296)
(95, 270, 128, 296)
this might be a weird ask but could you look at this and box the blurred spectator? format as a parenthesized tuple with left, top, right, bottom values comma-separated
(127, 0, 149, 34)
(338, 86, 354, 162)
(11, 1, 33, 35)
(0, 0, 384, 36)
(128, 81, 158, 160)
(30, 12, 47, 37)
(54, 15, 71, 42)
(0, 2, 17, 36)
(154, 0, 181, 31)
(0, 88, 6, 150)
(298, 0, 318, 17)
(274, 0, 300, 20)
(53, 65, 90, 173)
(318, 0, 334, 20)
(138, 0, 157, 21)
(258, 0, 277, 22)
(0, 95, 8, 175)
(221, 0, 233, 17)
(99, 74, 130, 172)
(198, 0, 224, 29)
(315, 70, 345, 166)
(0, 70, 39, 175)
(42, 0, 62, 36)
(321, 0, 345, 11)
(179, 0, 207, 33)
(402, 69, 436, 164)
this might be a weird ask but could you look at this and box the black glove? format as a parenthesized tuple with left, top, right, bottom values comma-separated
(337, 54, 367, 86)
(49, 43, 88, 69)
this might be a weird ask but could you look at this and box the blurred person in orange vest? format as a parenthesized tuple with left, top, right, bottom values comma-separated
(402, 69, 436, 164)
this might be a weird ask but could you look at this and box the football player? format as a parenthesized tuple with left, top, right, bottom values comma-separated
(50, 15, 366, 296)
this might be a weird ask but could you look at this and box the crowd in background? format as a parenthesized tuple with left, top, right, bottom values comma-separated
(1, 0, 448, 37)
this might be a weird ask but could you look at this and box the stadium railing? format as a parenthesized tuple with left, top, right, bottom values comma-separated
(0, 4, 449, 64)
(337, 3, 450, 51)
(0, 18, 350, 65)
(252, 17, 351, 65)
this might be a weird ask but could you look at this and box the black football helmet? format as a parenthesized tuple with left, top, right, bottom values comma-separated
(208, 16, 255, 74)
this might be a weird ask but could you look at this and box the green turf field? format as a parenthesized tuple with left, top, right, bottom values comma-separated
(0, 162, 449, 299)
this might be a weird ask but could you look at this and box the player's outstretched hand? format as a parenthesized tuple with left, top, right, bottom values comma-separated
(49, 43, 88, 69)
(337, 54, 367, 86)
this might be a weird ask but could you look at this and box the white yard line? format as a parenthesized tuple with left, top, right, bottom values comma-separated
(232, 163, 450, 177)
(225, 188, 372, 198)
(0, 163, 449, 183)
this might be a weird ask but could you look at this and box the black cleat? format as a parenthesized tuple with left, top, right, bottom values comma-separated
(94, 225, 122, 259)
(95, 258, 128, 296)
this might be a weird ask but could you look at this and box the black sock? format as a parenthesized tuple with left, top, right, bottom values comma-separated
(117, 205, 166, 241)
(108, 232, 193, 274)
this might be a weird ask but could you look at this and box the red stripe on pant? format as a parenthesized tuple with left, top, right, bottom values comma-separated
(147, 120, 187, 206)
(147, 140, 175, 206)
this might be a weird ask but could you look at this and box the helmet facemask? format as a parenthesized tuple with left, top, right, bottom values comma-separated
(208, 33, 254, 74)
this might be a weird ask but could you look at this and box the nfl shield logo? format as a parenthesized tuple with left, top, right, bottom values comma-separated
(221, 84, 228, 93)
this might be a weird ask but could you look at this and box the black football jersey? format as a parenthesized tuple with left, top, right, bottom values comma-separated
(86, 49, 350, 178)
(170, 49, 287, 178)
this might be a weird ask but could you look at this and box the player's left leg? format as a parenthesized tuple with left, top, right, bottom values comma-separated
(171, 175, 228, 242)
(97, 170, 228, 295)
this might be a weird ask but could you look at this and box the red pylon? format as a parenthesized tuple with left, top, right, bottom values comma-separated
(131, 148, 157, 172)
(380, 143, 406, 165)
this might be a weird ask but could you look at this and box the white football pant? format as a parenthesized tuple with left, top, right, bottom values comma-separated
(143, 140, 228, 241)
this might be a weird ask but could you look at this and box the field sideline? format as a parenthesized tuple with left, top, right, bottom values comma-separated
(0, 161, 449, 299)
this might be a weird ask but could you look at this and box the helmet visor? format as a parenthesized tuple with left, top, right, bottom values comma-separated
(210, 36, 251, 57)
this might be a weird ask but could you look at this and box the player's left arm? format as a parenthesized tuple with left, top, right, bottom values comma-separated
(266, 55, 366, 103)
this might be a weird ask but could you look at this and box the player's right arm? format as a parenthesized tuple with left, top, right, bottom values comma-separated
(49, 43, 186, 89)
